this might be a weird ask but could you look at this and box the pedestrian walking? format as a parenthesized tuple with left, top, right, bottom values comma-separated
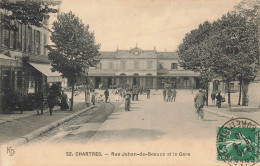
(47, 90, 56, 116)
(86, 90, 90, 107)
(122, 88, 126, 101)
(167, 89, 172, 102)
(135, 87, 140, 101)
(131, 88, 135, 101)
(163, 88, 167, 101)
(172, 89, 177, 102)
(211, 92, 216, 104)
(124, 91, 131, 111)
(91, 90, 96, 105)
(115, 88, 120, 101)
(104, 89, 109, 103)
(146, 88, 151, 99)
(60, 90, 69, 110)
(194, 89, 206, 120)
(216, 92, 222, 108)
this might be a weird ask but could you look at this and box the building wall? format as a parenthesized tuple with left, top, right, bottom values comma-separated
(0, 1, 61, 113)
(158, 59, 184, 70)
(89, 48, 199, 89)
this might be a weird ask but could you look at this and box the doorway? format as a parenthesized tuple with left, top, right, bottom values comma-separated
(95, 77, 101, 89)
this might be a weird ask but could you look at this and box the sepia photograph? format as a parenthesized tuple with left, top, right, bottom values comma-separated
(0, 0, 260, 165)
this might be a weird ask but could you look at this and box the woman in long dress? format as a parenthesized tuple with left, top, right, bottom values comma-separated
(91, 90, 96, 105)
(60, 90, 69, 110)
(86, 90, 90, 107)
(115, 88, 120, 101)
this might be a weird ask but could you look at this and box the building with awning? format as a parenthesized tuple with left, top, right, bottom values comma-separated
(29, 62, 63, 83)
(0, 1, 65, 113)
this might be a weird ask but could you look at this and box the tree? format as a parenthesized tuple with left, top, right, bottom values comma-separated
(235, 0, 260, 105)
(47, 11, 100, 111)
(178, 21, 213, 105)
(0, 0, 59, 31)
(207, 12, 258, 110)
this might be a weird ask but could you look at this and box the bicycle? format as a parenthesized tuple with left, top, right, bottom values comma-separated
(195, 105, 204, 120)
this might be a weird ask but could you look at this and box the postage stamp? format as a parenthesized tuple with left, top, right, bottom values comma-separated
(217, 118, 260, 165)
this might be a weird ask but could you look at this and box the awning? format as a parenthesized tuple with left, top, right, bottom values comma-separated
(29, 62, 63, 83)
(0, 54, 18, 66)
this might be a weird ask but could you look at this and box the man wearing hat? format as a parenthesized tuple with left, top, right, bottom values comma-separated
(194, 89, 206, 119)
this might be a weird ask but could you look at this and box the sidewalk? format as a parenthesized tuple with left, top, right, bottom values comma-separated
(0, 102, 93, 145)
(203, 103, 260, 122)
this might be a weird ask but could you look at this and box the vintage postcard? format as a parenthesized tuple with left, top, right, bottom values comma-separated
(0, 0, 260, 165)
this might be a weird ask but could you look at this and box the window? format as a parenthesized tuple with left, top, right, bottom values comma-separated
(35, 30, 41, 55)
(3, 29, 10, 47)
(95, 62, 102, 69)
(108, 62, 114, 69)
(171, 63, 178, 69)
(28, 27, 32, 52)
(121, 61, 126, 70)
(134, 61, 139, 69)
(147, 61, 153, 69)
(43, 34, 47, 56)
(158, 62, 164, 69)
(17, 71, 23, 88)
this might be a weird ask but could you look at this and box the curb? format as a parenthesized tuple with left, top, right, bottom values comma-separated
(2, 105, 94, 147)
(203, 107, 238, 119)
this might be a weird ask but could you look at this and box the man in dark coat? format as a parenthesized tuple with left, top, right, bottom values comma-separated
(163, 88, 167, 101)
(104, 89, 109, 103)
(124, 91, 131, 111)
(216, 93, 223, 108)
(47, 90, 56, 115)
(146, 88, 151, 99)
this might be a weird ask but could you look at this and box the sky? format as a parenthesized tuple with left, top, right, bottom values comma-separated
(54, 0, 242, 52)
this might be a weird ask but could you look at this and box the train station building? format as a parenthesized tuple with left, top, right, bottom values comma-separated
(88, 46, 200, 89)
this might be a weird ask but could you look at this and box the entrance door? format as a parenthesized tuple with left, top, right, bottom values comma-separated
(108, 77, 113, 88)
(95, 77, 101, 89)
(133, 77, 140, 86)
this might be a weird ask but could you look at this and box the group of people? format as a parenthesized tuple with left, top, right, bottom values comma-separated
(105, 86, 152, 111)
(112, 86, 152, 102)
(211, 92, 223, 108)
(194, 89, 224, 120)
(85, 89, 97, 106)
(47, 90, 69, 116)
(163, 88, 177, 102)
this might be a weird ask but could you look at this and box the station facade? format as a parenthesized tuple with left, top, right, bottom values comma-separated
(88, 46, 200, 89)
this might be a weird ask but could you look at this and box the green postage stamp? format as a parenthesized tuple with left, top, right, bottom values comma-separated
(217, 118, 260, 165)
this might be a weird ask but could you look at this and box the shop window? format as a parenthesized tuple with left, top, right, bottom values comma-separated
(17, 71, 23, 88)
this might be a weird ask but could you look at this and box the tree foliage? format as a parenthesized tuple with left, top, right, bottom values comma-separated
(178, 11, 259, 108)
(47, 11, 100, 111)
(0, 1, 59, 31)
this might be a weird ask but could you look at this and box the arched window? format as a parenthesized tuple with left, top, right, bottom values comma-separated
(145, 74, 153, 88)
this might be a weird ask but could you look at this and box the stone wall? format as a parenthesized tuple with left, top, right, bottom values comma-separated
(248, 81, 260, 108)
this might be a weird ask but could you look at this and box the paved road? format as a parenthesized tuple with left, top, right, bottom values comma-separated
(26, 94, 260, 166)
